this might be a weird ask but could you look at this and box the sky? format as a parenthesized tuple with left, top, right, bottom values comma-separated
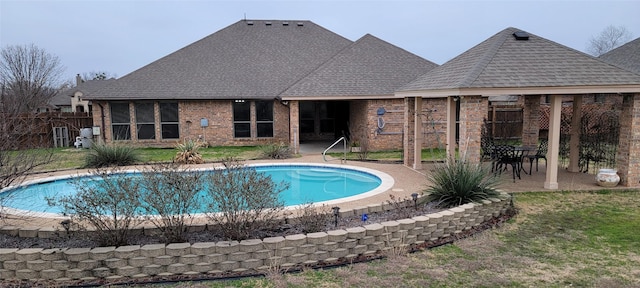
(1, 0, 639, 84)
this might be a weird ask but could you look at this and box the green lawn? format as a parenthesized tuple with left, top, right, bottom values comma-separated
(141, 190, 640, 287)
(34, 146, 265, 171)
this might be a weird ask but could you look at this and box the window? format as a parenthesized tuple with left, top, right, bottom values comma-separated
(233, 100, 251, 138)
(160, 102, 179, 139)
(110, 102, 131, 140)
(594, 93, 606, 103)
(256, 101, 273, 137)
(135, 102, 155, 140)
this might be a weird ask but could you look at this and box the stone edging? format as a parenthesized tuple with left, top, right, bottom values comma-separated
(0, 193, 512, 282)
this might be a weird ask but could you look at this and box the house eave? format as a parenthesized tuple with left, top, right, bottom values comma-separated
(280, 94, 394, 101)
(394, 85, 640, 98)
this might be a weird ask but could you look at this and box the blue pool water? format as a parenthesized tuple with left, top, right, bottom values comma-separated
(0, 164, 388, 215)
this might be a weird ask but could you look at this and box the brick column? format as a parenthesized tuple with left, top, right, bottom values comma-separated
(568, 95, 583, 172)
(522, 95, 541, 147)
(458, 96, 487, 163)
(446, 96, 456, 159)
(616, 93, 640, 187)
(403, 97, 416, 167)
(289, 101, 300, 154)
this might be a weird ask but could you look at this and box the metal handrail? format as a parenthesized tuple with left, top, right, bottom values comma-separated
(322, 137, 347, 163)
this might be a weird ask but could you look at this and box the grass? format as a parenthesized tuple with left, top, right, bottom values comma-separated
(139, 190, 640, 287)
(329, 148, 448, 162)
(30, 146, 264, 172)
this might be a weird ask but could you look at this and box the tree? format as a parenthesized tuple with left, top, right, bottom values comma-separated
(81, 71, 116, 81)
(0, 45, 62, 208)
(587, 25, 633, 56)
(0, 44, 65, 113)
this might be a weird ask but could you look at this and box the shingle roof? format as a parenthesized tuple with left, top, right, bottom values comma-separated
(399, 27, 640, 93)
(67, 78, 117, 97)
(48, 91, 71, 107)
(280, 34, 437, 98)
(599, 37, 640, 75)
(85, 20, 353, 100)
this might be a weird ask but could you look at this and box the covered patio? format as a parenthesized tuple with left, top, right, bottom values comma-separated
(397, 27, 640, 189)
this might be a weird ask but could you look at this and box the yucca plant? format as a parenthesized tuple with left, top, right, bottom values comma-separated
(174, 139, 205, 164)
(425, 157, 500, 208)
(84, 143, 139, 168)
(260, 142, 292, 159)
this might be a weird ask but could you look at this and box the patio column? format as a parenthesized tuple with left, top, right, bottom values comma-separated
(458, 95, 487, 162)
(544, 95, 562, 189)
(403, 97, 417, 168)
(289, 100, 300, 154)
(568, 95, 583, 173)
(616, 93, 640, 187)
(413, 97, 423, 169)
(446, 96, 457, 159)
(522, 95, 541, 147)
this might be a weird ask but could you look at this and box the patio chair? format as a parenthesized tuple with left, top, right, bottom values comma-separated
(492, 145, 524, 182)
(525, 140, 548, 174)
(481, 136, 495, 161)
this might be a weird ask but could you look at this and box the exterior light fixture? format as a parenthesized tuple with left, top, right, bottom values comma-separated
(411, 193, 419, 210)
(332, 206, 340, 227)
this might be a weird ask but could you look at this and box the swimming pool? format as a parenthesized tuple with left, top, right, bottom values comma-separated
(0, 163, 394, 217)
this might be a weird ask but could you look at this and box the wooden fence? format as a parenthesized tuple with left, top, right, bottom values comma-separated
(2, 112, 93, 149)
(486, 105, 523, 141)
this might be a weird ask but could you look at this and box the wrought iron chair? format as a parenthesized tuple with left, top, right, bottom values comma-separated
(526, 140, 548, 174)
(492, 145, 524, 182)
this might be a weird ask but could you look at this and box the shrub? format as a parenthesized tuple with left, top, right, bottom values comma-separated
(84, 143, 139, 168)
(425, 157, 500, 208)
(47, 167, 143, 246)
(261, 142, 292, 159)
(204, 159, 288, 240)
(296, 203, 332, 233)
(174, 139, 205, 164)
(139, 163, 204, 242)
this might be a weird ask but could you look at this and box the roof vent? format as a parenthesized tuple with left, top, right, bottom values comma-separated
(282, 21, 289, 26)
(265, 21, 272, 26)
(513, 31, 529, 40)
(246, 21, 254, 26)
(296, 22, 304, 26)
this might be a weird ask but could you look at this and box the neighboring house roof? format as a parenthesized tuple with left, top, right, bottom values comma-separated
(85, 20, 354, 101)
(48, 91, 71, 107)
(67, 78, 117, 97)
(280, 34, 437, 99)
(599, 37, 640, 75)
(398, 27, 640, 97)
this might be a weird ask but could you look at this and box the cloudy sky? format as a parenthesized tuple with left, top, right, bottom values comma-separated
(1, 0, 639, 83)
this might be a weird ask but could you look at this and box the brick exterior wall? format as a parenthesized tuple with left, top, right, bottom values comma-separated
(0, 194, 512, 282)
(92, 100, 289, 147)
(458, 96, 488, 162)
(616, 93, 640, 186)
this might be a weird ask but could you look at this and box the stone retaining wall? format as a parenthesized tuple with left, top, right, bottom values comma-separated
(0, 194, 512, 282)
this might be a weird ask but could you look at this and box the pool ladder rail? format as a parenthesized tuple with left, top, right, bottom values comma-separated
(322, 137, 347, 164)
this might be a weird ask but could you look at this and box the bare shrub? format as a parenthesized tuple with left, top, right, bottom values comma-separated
(261, 142, 292, 159)
(47, 167, 143, 246)
(139, 163, 204, 243)
(204, 159, 288, 240)
(296, 203, 332, 233)
(385, 194, 414, 220)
